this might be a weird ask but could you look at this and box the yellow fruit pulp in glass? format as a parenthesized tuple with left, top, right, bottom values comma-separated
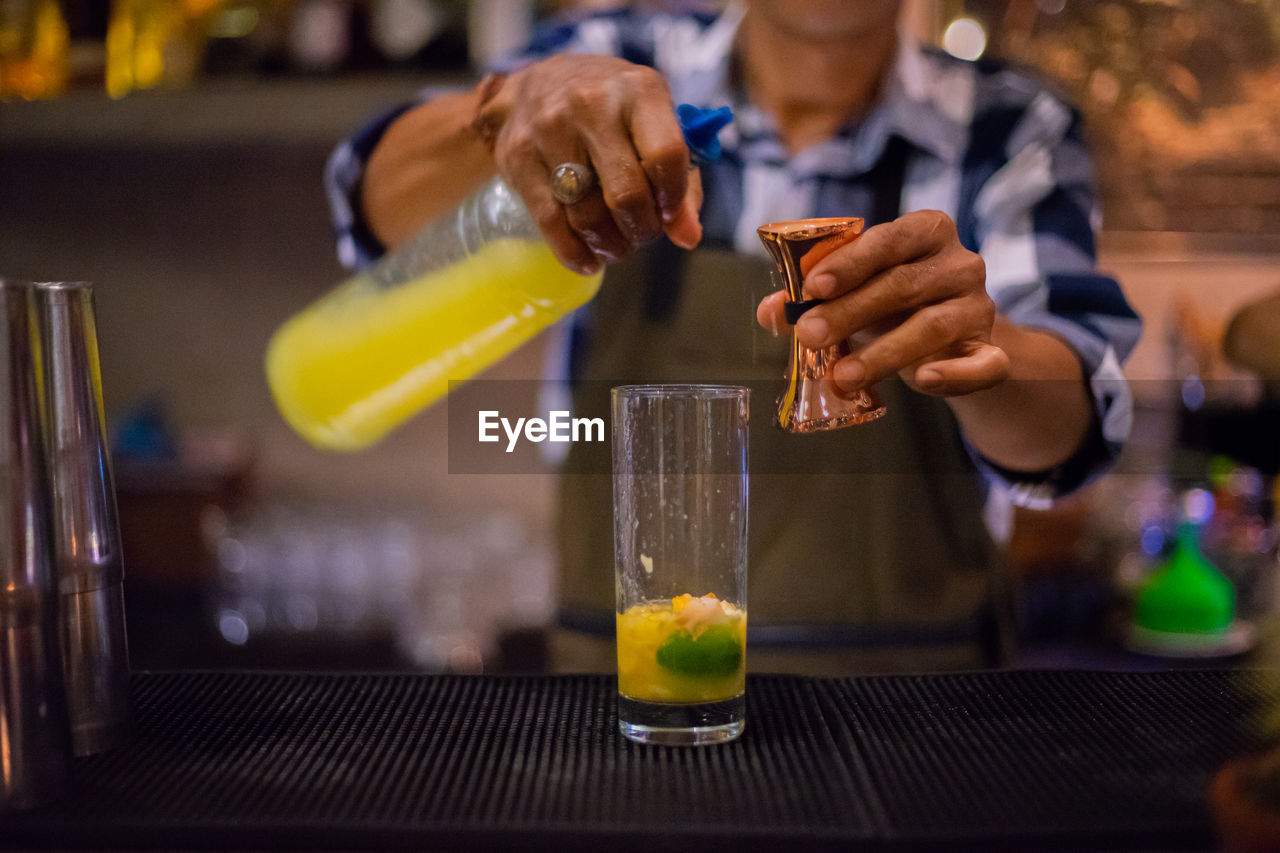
(616, 595, 747, 704)
(266, 238, 602, 451)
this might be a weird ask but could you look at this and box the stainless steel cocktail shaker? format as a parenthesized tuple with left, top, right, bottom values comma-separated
(0, 278, 73, 810)
(36, 281, 133, 757)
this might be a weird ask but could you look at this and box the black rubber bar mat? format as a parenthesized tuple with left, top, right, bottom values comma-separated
(2, 672, 872, 852)
(820, 669, 1273, 851)
(0, 670, 1271, 852)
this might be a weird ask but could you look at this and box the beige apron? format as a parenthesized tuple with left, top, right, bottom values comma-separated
(551, 245, 1011, 675)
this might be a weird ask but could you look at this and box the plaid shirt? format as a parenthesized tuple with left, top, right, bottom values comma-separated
(326, 2, 1141, 509)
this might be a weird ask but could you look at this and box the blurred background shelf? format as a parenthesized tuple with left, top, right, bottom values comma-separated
(0, 74, 447, 146)
(2, 73, 563, 674)
(3, 0, 1280, 676)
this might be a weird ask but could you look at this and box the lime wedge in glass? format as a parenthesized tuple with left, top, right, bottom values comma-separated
(656, 624, 742, 677)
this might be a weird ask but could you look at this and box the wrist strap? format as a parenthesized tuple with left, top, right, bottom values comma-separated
(784, 298, 825, 324)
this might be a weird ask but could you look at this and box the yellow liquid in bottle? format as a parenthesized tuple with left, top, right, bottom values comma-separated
(617, 596, 747, 704)
(266, 238, 602, 451)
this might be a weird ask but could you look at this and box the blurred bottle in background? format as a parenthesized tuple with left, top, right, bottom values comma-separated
(0, 0, 70, 100)
(105, 0, 230, 97)
(367, 0, 447, 67)
(6, 0, 513, 99)
(1201, 459, 1276, 624)
(285, 0, 352, 73)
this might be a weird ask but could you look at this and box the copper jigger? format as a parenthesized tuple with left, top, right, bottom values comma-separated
(757, 217, 886, 433)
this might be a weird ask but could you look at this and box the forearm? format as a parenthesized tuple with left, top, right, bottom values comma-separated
(945, 317, 1093, 473)
(362, 89, 496, 251)
(1223, 293, 1280, 381)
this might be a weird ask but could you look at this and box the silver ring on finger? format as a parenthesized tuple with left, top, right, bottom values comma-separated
(550, 161, 596, 205)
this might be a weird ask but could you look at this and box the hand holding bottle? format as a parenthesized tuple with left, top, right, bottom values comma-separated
(267, 96, 731, 452)
(475, 54, 705, 274)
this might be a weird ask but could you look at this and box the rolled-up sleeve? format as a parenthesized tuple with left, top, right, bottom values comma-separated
(324, 101, 421, 270)
(967, 90, 1142, 506)
(323, 9, 635, 272)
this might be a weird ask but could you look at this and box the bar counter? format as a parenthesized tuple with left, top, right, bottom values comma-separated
(1, 669, 1272, 851)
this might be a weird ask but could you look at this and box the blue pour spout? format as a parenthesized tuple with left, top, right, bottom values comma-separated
(677, 104, 733, 164)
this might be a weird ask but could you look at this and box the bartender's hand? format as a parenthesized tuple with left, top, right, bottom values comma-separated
(756, 210, 1011, 397)
(480, 54, 704, 275)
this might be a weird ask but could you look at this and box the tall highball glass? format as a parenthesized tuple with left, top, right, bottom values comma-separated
(612, 384, 749, 746)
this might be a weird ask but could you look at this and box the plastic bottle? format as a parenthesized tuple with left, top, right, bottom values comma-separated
(266, 104, 732, 451)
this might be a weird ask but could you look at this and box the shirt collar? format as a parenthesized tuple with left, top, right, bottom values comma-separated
(659, 1, 746, 113)
(878, 31, 968, 166)
(674, 6, 968, 173)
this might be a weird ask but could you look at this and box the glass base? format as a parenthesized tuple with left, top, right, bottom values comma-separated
(782, 404, 887, 433)
(617, 694, 745, 746)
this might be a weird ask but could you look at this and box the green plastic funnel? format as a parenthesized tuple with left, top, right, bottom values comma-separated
(1133, 521, 1235, 635)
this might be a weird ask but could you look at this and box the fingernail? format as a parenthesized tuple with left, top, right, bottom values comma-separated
(797, 314, 828, 344)
(806, 273, 836, 298)
(579, 258, 602, 276)
(668, 224, 701, 251)
(834, 359, 865, 389)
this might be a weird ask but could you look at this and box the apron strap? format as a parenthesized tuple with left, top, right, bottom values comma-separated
(871, 134, 911, 228)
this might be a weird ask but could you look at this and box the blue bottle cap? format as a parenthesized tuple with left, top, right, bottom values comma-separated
(677, 104, 733, 164)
